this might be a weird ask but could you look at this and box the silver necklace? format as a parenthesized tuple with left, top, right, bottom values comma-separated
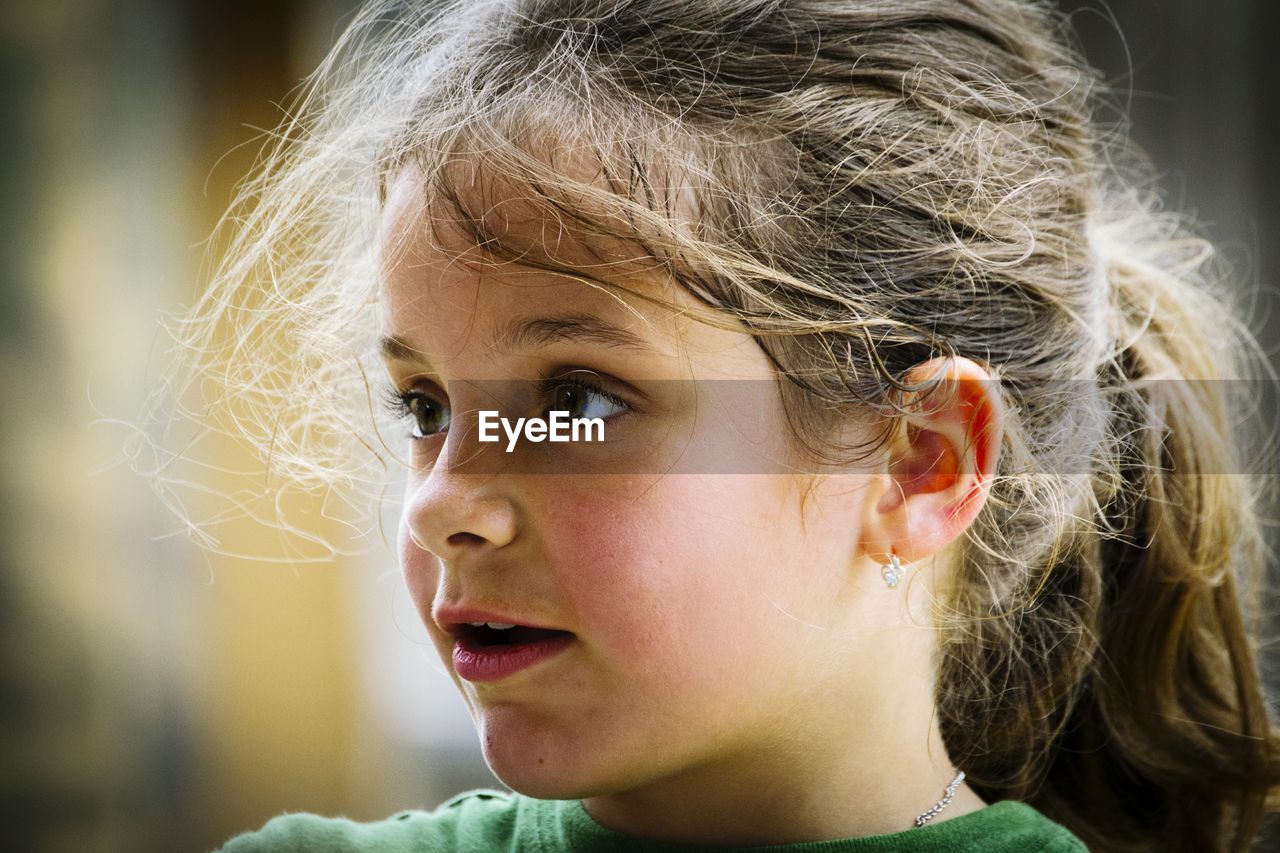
(913, 770, 966, 827)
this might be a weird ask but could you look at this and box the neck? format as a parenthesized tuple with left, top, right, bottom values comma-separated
(581, 638, 988, 846)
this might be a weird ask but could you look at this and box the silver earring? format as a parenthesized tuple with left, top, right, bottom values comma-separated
(881, 553, 907, 588)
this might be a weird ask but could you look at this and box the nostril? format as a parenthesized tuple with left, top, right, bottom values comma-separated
(447, 531, 485, 547)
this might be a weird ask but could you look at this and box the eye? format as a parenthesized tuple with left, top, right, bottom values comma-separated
(383, 384, 450, 440)
(539, 370, 631, 423)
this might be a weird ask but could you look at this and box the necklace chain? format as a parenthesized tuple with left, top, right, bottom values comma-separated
(913, 770, 966, 828)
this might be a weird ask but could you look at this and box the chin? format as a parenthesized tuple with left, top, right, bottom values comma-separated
(476, 714, 617, 800)
(483, 750, 597, 800)
(489, 767, 588, 800)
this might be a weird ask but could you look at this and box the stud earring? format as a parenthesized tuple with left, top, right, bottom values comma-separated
(881, 552, 908, 588)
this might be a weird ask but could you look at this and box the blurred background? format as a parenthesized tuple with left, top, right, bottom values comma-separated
(1, 1, 1277, 851)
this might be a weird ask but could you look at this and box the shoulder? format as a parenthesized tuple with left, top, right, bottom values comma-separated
(214, 791, 1090, 852)
(887, 799, 1088, 853)
(215, 788, 520, 853)
(973, 800, 1090, 852)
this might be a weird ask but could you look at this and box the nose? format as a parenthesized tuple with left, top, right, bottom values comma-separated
(401, 439, 519, 560)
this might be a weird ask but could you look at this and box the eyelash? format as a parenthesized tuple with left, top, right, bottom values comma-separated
(381, 371, 633, 442)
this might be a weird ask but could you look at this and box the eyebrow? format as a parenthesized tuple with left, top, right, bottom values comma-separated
(379, 312, 659, 365)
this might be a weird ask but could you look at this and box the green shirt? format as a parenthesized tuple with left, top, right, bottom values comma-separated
(218, 788, 1089, 852)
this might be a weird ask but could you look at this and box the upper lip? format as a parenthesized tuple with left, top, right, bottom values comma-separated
(433, 605, 572, 638)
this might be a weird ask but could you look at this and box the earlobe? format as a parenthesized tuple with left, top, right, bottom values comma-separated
(863, 357, 1003, 567)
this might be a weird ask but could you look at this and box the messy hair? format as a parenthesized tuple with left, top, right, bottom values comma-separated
(150, 0, 1280, 848)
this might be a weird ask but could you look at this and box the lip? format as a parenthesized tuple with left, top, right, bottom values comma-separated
(433, 604, 577, 682)
(433, 605, 571, 638)
(452, 632, 575, 683)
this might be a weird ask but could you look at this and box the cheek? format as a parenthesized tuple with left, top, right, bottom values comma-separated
(539, 487, 666, 633)
(539, 478, 785, 675)
(398, 511, 439, 619)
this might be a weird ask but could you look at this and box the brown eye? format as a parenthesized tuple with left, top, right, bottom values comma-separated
(385, 385, 450, 440)
(540, 373, 630, 422)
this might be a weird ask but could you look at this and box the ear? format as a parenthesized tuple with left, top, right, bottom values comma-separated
(859, 356, 1003, 567)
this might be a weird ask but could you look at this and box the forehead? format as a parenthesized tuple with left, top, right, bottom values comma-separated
(376, 157, 706, 371)
(381, 160, 654, 282)
(378, 127, 702, 271)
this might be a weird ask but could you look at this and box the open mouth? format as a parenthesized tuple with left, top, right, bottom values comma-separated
(461, 624, 575, 647)
(451, 621, 577, 682)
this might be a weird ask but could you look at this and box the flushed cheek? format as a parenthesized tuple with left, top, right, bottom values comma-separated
(539, 486, 757, 688)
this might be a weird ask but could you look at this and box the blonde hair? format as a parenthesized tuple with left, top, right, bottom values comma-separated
(153, 0, 1280, 847)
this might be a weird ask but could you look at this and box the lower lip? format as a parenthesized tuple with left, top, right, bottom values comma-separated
(453, 633, 575, 683)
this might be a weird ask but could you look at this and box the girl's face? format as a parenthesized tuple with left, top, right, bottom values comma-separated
(379, 165, 894, 804)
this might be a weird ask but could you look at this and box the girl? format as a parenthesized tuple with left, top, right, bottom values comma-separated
(183, 0, 1280, 849)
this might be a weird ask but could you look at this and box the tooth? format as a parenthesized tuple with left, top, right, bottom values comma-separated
(467, 621, 486, 627)
(485, 622, 515, 630)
